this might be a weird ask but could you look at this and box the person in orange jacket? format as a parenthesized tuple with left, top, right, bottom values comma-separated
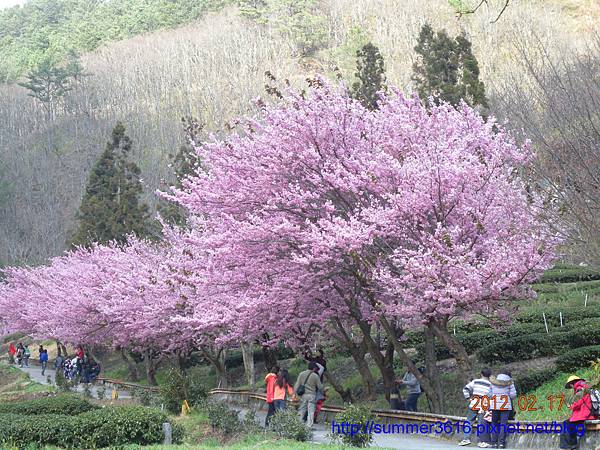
(559, 375, 598, 449)
(264, 366, 279, 426)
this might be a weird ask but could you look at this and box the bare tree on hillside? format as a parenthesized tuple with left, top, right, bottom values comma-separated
(494, 34, 600, 266)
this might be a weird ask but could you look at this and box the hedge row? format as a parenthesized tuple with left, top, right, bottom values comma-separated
(539, 265, 600, 283)
(516, 306, 600, 327)
(477, 325, 600, 364)
(0, 394, 97, 416)
(0, 406, 183, 448)
(556, 345, 600, 373)
(514, 369, 557, 394)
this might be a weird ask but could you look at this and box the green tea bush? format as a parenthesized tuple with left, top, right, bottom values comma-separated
(268, 408, 312, 442)
(159, 368, 208, 413)
(514, 369, 557, 394)
(477, 326, 600, 364)
(0, 406, 183, 448)
(330, 404, 374, 447)
(516, 306, 600, 326)
(539, 265, 600, 283)
(556, 346, 600, 373)
(0, 394, 97, 415)
(205, 401, 240, 434)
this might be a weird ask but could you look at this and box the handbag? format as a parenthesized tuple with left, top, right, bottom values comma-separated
(296, 371, 313, 396)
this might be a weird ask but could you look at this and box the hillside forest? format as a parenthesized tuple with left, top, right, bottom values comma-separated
(0, 0, 600, 267)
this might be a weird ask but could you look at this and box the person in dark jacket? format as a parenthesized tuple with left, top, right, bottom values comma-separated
(39, 349, 49, 375)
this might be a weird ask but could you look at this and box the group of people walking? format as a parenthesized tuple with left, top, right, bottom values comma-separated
(8, 342, 31, 368)
(264, 351, 328, 429)
(7, 342, 100, 383)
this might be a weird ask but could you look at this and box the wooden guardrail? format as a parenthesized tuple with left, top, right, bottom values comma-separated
(208, 388, 600, 431)
(96, 376, 160, 392)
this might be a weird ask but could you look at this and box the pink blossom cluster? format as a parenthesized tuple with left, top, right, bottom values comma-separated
(0, 82, 559, 356)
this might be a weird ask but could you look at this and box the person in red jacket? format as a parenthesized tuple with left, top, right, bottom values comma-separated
(560, 375, 598, 450)
(264, 366, 279, 427)
(8, 342, 16, 364)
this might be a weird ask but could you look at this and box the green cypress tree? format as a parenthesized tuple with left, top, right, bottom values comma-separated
(412, 23, 487, 109)
(158, 117, 202, 227)
(70, 122, 153, 248)
(351, 42, 386, 110)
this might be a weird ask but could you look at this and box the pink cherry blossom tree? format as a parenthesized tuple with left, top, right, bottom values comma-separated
(165, 80, 558, 411)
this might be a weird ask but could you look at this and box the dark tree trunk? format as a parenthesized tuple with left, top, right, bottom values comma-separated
(379, 316, 443, 413)
(201, 347, 228, 388)
(424, 326, 445, 412)
(261, 344, 278, 371)
(324, 370, 353, 403)
(429, 319, 471, 386)
(144, 349, 158, 386)
(120, 348, 139, 382)
(331, 318, 373, 400)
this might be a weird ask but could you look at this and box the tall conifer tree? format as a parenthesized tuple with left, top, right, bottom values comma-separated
(412, 23, 487, 109)
(70, 122, 152, 247)
(351, 42, 386, 110)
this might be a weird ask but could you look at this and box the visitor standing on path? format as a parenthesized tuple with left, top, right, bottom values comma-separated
(459, 368, 493, 448)
(264, 366, 279, 426)
(489, 371, 517, 449)
(39, 348, 49, 375)
(16, 343, 24, 367)
(22, 345, 31, 367)
(397, 368, 422, 412)
(273, 368, 294, 411)
(8, 342, 16, 364)
(294, 361, 323, 429)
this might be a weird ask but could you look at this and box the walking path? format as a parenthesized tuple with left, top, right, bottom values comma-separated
(17, 364, 131, 399)
(232, 405, 482, 450)
(15, 364, 496, 449)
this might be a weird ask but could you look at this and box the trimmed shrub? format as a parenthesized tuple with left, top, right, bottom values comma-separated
(0, 394, 97, 415)
(514, 369, 557, 394)
(330, 404, 374, 447)
(556, 346, 600, 373)
(159, 369, 208, 414)
(477, 326, 600, 364)
(0, 406, 183, 448)
(269, 408, 312, 442)
(539, 265, 600, 283)
(516, 306, 600, 327)
(205, 401, 240, 434)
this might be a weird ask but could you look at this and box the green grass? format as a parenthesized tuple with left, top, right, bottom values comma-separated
(0, 363, 54, 401)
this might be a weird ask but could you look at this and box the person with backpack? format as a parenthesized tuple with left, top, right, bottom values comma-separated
(459, 368, 493, 448)
(294, 361, 323, 428)
(273, 368, 294, 411)
(39, 349, 49, 375)
(22, 345, 31, 368)
(489, 371, 517, 449)
(264, 366, 279, 426)
(560, 375, 599, 450)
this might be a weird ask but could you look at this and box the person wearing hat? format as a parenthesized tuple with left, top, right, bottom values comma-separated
(489, 371, 517, 449)
(559, 375, 597, 449)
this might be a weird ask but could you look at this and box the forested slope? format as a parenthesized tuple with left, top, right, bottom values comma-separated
(0, 0, 598, 265)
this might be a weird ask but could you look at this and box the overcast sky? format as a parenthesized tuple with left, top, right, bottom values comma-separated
(0, 0, 27, 10)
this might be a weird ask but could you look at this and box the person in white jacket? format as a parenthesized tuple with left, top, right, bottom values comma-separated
(489, 372, 517, 449)
(459, 368, 493, 448)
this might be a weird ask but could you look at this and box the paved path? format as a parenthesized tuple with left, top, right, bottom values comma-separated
(232, 405, 479, 450)
(16, 363, 131, 399)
